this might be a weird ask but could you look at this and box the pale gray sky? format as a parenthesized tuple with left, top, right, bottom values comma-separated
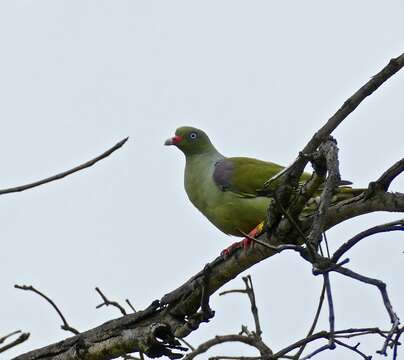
(1, 1, 404, 359)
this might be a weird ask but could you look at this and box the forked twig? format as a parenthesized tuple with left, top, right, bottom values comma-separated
(95, 287, 127, 316)
(220, 275, 262, 338)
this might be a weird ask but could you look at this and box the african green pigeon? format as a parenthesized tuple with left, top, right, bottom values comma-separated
(165, 126, 356, 255)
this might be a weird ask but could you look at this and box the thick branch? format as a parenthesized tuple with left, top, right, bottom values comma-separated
(307, 138, 341, 248)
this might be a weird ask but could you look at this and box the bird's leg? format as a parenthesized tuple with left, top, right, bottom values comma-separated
(221, 222, 265, 258)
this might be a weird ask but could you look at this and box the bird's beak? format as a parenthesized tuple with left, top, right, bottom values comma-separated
(164, 135, 183, 146)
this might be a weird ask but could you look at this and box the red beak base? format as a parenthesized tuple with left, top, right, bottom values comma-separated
(164, 135, 183, 146)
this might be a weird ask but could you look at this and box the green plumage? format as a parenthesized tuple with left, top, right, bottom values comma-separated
(165, 126, 357, 237)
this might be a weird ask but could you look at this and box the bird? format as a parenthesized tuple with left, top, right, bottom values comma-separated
(165, 126, 358, 256)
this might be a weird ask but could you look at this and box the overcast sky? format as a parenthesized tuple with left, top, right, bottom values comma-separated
(1, 1, 404, 359)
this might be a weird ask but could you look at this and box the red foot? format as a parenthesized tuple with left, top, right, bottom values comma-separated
(220, 237, 254, 258)
(221, 225, 262, 258)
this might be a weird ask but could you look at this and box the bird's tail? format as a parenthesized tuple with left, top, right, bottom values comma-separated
(305, 185, 365, 210)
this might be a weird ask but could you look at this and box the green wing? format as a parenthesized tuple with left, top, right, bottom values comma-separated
(213, 157, 311, 197)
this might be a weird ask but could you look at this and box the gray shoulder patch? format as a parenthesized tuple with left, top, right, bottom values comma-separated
(213, 159, 234, 191)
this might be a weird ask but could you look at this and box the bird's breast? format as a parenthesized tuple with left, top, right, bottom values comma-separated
(184, 157, 269, 236)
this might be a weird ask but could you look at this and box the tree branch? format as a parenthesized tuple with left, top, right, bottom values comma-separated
(95, 287, 127, 316)
(12, 52, 404, 360)
(367, 157, 404, 194)
(182, 335, 270, 360)
(264, 52, 404, 189)
(15, 284, 80, 335)
(0, 332, 30, 354)
(0, 137, 128, 195)
(331, 219, 404, 263)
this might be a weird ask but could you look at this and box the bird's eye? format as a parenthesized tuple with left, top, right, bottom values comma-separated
(189, 132, 198, 140)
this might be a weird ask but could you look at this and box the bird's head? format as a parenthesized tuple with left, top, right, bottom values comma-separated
(165, 126, 214, 155)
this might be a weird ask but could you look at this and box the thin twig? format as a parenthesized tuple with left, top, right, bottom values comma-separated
(0, 330, 22, 344)
(121, 355, 142, 360)
(243, 276, 262, 338)
(95, 287, 127, 316)
(393, 326, 404, 360)
(323, 232, 331, 258)
(126, 299, 137, 313)
(300, 344, 331, 360)
(179, 338, 195, 351)
(239, 229, 308, 257)
(323, 273, 335, 348)
(332, 219, 404, 263)
(334, 340, 372, 360)
(182, 334, 271, 360)
(265, 53, 404, 190)
(273, 192, 315, 259)
(293, 282, 326, 359)
(273, 327, 390, 359)
(221, 277, 264, 339)
(0, 332, 30, 354)
(0, 137, 128, 195)
(335, 266, 400, 354)
(368, 158, 404, 194)
(15, 284, 79, 335)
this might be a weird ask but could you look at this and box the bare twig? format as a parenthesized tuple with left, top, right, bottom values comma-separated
(300, 344, 331, 360)
(393, 326, 404, 360)
(239, 229, 308, 258)
(293, 283, 326, 359)
(367, 158, 404, 195)
(95, 287, 127, 316)
(323, 273, 335, 349)
(126, 299, 137, 313)
(332, 219, 404, 263)
(272, 192, 314, 259)
(334, 266, 400, 354)
(273, 327, 390, 359)
(0, 137, 128, 195)
(15, 284, 79, 335)
(334, 340, 372, 360)
(243, 276, 262, 338)
(0, 332, 30, 354)
(0, 330, 22, 344)
(182, 334, 271, 360)
(179, 338, 195, 351)
(220, 275, 262, 338)
(122, 355, 142, 360)
(265, 53, 404, 190)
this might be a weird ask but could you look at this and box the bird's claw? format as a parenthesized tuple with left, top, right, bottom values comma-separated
(220, 235, 254, 258)
(220, 222, 265, 259)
